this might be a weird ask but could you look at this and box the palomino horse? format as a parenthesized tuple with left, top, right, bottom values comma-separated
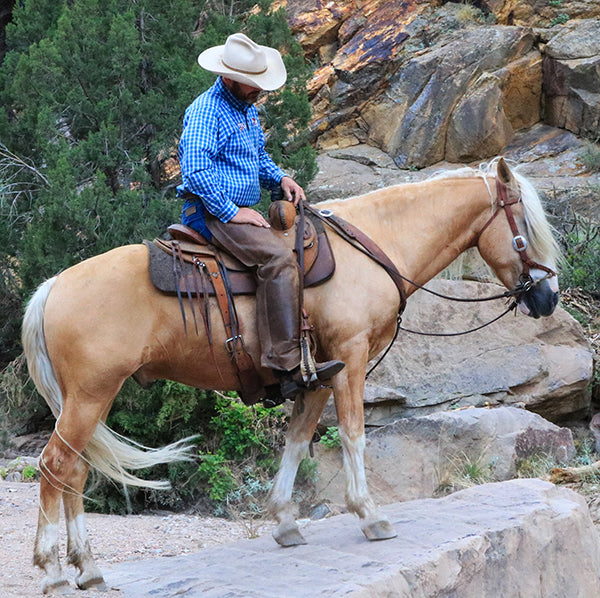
(22, 158, 560, 593)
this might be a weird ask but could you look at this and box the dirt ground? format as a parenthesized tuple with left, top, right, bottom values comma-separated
(0, 480, 273, 597)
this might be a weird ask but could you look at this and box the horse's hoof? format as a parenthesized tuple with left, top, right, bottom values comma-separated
(272, 524, 307, 547)
(76, 572, 108, 591)
(362, 519, 397, 541)
(42, 578, 73, 595)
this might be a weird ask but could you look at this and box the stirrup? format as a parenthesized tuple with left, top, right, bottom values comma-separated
(274, 360, 345, 399)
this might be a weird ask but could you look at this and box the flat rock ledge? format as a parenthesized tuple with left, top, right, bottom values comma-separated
(105, 479, 600, 597)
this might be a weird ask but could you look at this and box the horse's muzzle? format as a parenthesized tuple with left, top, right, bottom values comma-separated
(518, 278, 559, 318)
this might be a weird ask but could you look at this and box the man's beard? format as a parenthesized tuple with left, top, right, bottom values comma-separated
(230, 80, 262, 104)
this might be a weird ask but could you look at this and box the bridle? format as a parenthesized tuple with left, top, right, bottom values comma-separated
(477, 178, 557, 290)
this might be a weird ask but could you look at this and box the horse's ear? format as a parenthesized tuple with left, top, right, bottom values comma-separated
(496, 157, 515, 186)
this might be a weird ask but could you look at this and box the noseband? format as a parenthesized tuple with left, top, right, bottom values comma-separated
(478, 178, 556, 294)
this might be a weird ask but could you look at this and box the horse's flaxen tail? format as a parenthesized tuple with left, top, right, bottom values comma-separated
(22, 277, 194, 491)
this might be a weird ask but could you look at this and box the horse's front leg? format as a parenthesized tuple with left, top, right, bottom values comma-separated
(332, 357, 397, 541)
(268, 387, 331, 546)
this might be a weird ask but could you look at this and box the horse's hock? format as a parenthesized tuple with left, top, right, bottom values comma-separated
(104, 479, 600, 597)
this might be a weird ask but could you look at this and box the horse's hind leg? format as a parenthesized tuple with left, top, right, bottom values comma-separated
(35, 430, 74, 594)
(62, 459, 106, 591)
(35, 402, 108, 593)
(269, 387, 331, 546)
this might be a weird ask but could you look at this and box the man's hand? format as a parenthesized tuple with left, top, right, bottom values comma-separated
(281, 176, 306, 206)
(230, 207, 270, 228)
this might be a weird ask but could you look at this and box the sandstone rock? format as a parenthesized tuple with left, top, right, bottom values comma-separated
(105, 480, 600, 598)
(543, 19, 600, 138)
(288, 1, 598, 170)
(364, 279, 593, 423)
(306, 127, 595, 209)
(306, 153, 402, 203)
(285, 0, 354, 58)
(499, 125, 600, 227)
(445, 72, 515, 162)
(491, 0, 600, 27)
(315, 406, 575, 505)
(502, 122, 587, 174)
(363, 26, 537, 168)
(492, 51, 543, 130)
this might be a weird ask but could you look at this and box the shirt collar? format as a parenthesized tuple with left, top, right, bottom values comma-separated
(216, 77, 251, 113)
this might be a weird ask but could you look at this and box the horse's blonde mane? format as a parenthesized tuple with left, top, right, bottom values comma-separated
(428, 158, 560, 266)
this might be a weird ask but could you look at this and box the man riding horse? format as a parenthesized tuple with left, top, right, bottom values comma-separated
(176, 33, 345, 401)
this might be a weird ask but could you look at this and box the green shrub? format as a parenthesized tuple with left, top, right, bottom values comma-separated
(86, 381, 218, 514)
(0, 356, 50, 445)
(557, 212, 600, 294)
(550, 13, 570, 26)
(436, 452, 495, 495)
(320, 426, 342, 449)
(21, 464, 38, 480)
(196, 397, 287, 514)
(296, 457, 318, 484)
(198, 453, 237, 502)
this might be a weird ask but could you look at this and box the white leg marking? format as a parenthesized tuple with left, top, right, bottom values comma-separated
(339, 430, 376, 518)
(67, 514, 89, 561)
(36, 523, 60, 558)
(270, 439, 309, 510)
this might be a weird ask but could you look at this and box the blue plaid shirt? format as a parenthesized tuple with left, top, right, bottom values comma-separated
(177, 77, 286, 238)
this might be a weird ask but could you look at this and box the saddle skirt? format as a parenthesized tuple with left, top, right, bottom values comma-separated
(147, 201, 336, 297)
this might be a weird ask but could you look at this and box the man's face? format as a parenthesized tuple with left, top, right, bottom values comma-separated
(223, 78, 262, 104)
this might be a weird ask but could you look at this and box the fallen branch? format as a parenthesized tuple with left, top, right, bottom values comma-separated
(550, 461, 600, 484)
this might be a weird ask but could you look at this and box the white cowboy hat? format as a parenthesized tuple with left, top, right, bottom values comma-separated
(198, 33, 287, 91)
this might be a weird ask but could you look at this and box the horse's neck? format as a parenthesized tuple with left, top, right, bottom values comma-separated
(332, 177, 491, 292)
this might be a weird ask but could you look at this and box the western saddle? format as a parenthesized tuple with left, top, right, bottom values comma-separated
(147, 200, 336, 406)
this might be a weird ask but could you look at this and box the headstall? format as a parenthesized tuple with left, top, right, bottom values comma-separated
(478, 178, 556, 292)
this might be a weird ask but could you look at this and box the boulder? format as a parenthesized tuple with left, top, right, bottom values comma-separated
(543, 19, 600, 138)
(105, 480, 600, 598)
(362, 26, 538, 168)
(306, 152, 409, 203)
(287, 2, 599, 170)
(314, 406, 575, 505)
(445, 71, 515, 162)
(363, 279, 593, 423)
(306, 147, 466, 202)
(286, 0, 355, 58)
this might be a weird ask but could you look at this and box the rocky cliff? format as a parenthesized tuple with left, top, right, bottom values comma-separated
(283, 0, 599, 172)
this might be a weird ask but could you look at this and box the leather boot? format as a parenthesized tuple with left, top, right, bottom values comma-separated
(274, 360, 345, 399)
